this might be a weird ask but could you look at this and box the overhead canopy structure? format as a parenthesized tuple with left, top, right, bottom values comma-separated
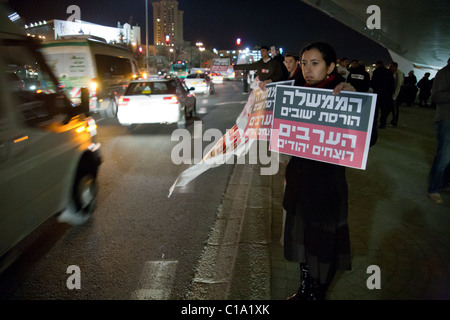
(301, 0, 450, 77)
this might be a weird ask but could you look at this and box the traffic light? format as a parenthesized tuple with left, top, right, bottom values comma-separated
(236, 38, 241, 46)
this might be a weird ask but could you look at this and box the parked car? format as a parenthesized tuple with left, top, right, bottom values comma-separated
(184, 73, 214, 95)
(0, 5, 102, 263)
(117, 76, 197, 129)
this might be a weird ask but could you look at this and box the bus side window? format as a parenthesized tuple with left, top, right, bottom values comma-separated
(95, 54, 132, 78)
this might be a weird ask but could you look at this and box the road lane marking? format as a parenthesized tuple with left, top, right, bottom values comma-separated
(215, 101, 246, 105)
(130, 260, 178, 300)
(197, 107, 208, 114)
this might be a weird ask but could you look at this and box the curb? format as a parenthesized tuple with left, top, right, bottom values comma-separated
(227, 163, 272, 299)
(186, 163, 258, 299)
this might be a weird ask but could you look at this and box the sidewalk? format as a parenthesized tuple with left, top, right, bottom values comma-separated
(235, 104, 450, 300)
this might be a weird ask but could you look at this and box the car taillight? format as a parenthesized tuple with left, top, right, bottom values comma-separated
(119, 97, 130, 106)
(163, 96, 179, 104)
(89, 78, 98, 94)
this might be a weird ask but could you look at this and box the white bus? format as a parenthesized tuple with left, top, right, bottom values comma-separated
(41, 36, 138, 117)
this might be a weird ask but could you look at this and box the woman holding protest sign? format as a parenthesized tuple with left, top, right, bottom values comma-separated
(283, 41, 355, 300)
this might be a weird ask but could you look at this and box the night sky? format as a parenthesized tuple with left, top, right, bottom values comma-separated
(7, 0, 391, 63)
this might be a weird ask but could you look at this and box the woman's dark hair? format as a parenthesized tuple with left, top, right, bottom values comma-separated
(300, 41, 337, 74)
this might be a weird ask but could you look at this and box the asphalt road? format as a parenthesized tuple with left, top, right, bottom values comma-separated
(0, 80, 250, 300)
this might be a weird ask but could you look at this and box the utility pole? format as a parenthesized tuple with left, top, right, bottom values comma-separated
(145, 0, 149, 74)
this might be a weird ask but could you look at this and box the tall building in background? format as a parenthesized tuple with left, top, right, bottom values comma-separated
(152, 0, 183, 45)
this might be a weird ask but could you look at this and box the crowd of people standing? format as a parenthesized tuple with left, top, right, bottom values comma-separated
(235, 45, 436, 130)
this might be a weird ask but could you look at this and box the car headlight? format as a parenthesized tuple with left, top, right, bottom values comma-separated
(76, 117, 97, 137)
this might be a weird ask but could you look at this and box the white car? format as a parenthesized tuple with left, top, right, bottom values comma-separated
(117, 77, 196, 129)
(184, 73, 214, 95)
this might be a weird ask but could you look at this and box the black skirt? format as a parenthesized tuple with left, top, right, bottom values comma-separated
(283, 156, 352, 284)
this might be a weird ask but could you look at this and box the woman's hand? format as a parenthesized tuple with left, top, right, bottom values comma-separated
(333, 82, 356, 94)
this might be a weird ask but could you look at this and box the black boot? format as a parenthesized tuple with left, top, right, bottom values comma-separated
(308, 278, 327, 300)
(287, 263, 310, 300)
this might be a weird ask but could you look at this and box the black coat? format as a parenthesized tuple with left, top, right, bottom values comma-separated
(371, 66, 395, 95)
(347, 65, 371, 92)
(288, 65, 305, 86)
(283, 74, 352, 284)
(418, 77, 432, 100)
(233, 57, 284, 82)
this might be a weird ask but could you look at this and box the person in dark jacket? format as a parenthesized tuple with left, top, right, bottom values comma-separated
(371, 60, 395, 129)
(427, 58, 450, 204)
(233, 45, 284, 90)
(271, 45, 289, 80)
(346, 59, 370, 92)
(400, 70, 418, 106)
(389, 62, 404, 126)
(284, 41, 355, 301)
(283, 52, 305, 86)
(418, 72, 432, 107)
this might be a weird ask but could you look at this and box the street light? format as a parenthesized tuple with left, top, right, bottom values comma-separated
(196, 42, 205, 68)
